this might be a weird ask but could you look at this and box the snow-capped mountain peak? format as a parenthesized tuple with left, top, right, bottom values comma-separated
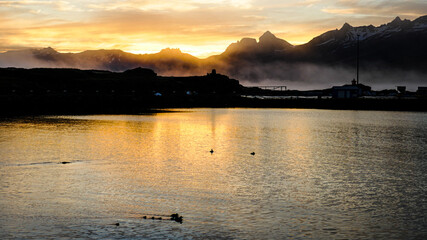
(311, 15, 427, 47)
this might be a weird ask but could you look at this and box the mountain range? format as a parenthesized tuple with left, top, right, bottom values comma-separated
(1, 15, 426, 89)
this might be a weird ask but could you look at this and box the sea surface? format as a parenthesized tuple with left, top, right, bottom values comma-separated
(1, 109, 426, 239)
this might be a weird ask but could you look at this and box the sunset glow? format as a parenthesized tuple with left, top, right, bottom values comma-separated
(1, 0, 426, 57)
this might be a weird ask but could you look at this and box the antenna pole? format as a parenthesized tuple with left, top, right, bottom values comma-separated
(356, 34, 360, 85)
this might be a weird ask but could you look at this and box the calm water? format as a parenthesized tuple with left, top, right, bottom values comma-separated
(1, 109, 426, 239)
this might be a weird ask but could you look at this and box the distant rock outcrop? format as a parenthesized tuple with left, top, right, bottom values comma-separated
(258, 31, 293, 51)
(124, 67, 157, 78)
(222, 31, 293, 57)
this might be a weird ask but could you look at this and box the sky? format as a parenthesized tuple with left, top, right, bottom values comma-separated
(1, 0, 426, 58)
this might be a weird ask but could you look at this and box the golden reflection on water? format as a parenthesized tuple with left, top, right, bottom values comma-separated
(72, 112, 242, 201)
(1, 109, 427, 239)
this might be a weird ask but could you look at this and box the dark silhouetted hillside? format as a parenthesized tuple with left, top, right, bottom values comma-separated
(0, 67, 242, 114)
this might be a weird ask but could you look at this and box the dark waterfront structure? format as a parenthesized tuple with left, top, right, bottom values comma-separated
(331, 79, 372, 99)
(331, 33, 369, 99)
(332, 85, 361, 99)
(1, 67, 426, 114)
(0, 67, 241, 114)
(417, 87, 427, 97)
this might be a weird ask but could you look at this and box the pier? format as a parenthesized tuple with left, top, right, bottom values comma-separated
(255, 86, 287, 91)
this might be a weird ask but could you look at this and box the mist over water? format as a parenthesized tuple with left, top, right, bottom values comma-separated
(1, 47, 426, 91)
(235, 63, 427, 91)
(1, 109, 426, 239)
(1, 53, 425, 91)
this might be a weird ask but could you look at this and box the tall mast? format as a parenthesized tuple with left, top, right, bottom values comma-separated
(356, 34, 360, 85)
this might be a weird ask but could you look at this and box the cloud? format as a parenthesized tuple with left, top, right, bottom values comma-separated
(0, 0, 426, 56)
(0, 0, 79, 12)
(0, 5, 265, 56)
(322, 8, 356, 15)
(86, 0, 253, 12)
(0, 1, 51, 6)
(325, 0, 427, 18)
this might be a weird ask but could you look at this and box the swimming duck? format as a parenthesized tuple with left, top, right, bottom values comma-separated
(170, 213, 183, 223)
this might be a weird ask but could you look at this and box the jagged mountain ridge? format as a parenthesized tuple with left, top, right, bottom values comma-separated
(210, 15, 427, 85)
(311, 15, 427, 45)
(221, 30, 293, 57)
(0, 47, 205, 76)
(215, 15, 427, 64)
(1, 15, 426, 85)
(298, 16, 427, 64)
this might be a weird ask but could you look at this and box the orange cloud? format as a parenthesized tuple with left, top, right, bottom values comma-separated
(1, 0, 426, 57)
(322, 8, 356, 14)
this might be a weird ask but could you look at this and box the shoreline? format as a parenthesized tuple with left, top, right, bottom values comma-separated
(1, 97, 426, 116)
(1, 67, 426, 115)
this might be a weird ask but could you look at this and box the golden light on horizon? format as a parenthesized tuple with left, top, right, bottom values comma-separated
(0, 0, 425, 57)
